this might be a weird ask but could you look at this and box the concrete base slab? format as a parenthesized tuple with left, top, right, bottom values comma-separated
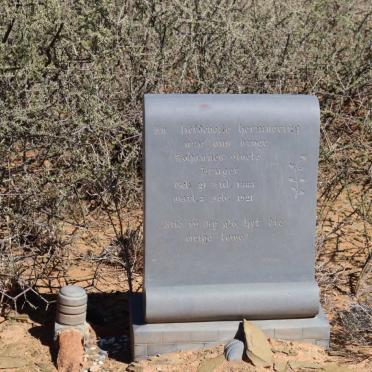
(54, 321, 90, 343)
(130, 294, 330, 360)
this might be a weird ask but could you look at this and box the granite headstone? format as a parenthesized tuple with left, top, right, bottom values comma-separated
(130, 94, 330, 359)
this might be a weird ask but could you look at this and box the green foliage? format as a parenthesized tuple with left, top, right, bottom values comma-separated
(0, 0, 370, 291)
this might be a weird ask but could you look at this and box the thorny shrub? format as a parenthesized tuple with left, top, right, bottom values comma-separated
(0, 1, 370, 308)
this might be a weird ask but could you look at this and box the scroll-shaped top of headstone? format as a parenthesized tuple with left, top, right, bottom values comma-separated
(144, 94, 321, 323)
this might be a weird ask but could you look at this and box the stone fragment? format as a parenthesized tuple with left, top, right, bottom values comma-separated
(321, 363, 352, 372)
(126, 366, 144, 372)
(272, 343, 298, 356)
(5, 312, 33, 324)
(87, 323, 98, 345)
(197, 354, 225, 372)
(0, 343, 19, 357)
(274, 360, 289, 372)
(98, 349, 108, 358)
(243, 319, 273, 367)
(224, 339, 245, 361)
(0, 355, 29, 369)
(36, 361, 55, 372)
(287, 360, 322, 370)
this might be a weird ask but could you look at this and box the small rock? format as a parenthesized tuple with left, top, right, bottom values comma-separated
(85, 348, 98, 356)
(89, 365, 100, 372)
(287, 360, 322, 370)
(243, 319, 273, 368)
(322, 362, 353, 372)
(224, 339, 245, 361)
(99, 349, 108, 357)
(274, 360, 288, 372)
(127, 366, 144, 372)
(272, 343, 298, 356)
(197, 354, 225, 372)
(36, 361, 55, 372)
(0, 343, 21, 357)
(0, 355, 29, 369)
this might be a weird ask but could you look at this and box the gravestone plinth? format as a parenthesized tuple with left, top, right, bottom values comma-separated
(131, 94, 330, 359)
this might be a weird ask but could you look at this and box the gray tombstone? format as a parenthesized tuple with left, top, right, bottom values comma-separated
(130, 94, 330, 360)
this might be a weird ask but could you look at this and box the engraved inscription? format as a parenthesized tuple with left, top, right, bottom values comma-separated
(185, 140, 204, 148)
(173, 179, 255, 204)
(175, 153, 224, 163)
(201, 168, 239, 176)
(237, 181, 255, 189)
(231, 152, 261, 161)
(288, 155, 306, 199)
(238, 124, 300, 135)
(161, 216, 286, 244)
(237, 194, 253, 202)
(154, 127, 167, 135)
(152, 117, 304, 246)
(181, 125, 231, 135)
(212, 140, 231, 148)
(240, 139, 269, 147)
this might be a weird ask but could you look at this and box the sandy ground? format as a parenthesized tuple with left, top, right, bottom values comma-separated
(0, 188, 371, 371)
(0, 267, 370, 372)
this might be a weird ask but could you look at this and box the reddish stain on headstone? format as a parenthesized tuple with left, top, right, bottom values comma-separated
(199, 103, 209, 109)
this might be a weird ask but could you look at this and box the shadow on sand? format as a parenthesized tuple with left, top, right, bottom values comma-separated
(25, 290, 132, 365)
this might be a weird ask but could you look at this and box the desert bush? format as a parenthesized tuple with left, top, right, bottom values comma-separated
(0, 0, 370, 299)
(339, 303, 372, 345)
